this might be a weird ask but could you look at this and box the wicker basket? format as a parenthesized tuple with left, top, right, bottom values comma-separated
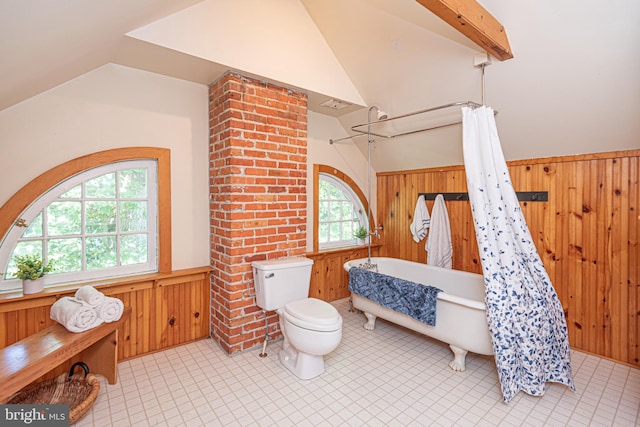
(6, 362, 100, 425)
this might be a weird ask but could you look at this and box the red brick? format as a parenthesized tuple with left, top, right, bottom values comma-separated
(255, 160, 277, 168)
(226, 211, 255, 221)
(267, 186, 286, 193)
(209, 71, 308, 354)
(242, 238, 266, 249)
(244, 253, 267, 263)
(244, 168, 268, 176)
(245, 203, 267, 210)
(253, 178, 277, 186)
(256, 211, 277, 219)
(255, 227, 277, 236)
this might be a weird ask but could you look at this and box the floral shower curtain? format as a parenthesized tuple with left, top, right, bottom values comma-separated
(462, 106, 575, 403)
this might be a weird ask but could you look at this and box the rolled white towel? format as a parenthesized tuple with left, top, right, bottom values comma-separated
(95, 296, 124, 323)
(50, 297, 103, 333)
(74, 285, 105, 307)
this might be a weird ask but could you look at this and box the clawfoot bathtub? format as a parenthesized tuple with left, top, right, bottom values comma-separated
(345, 257, 493, 371)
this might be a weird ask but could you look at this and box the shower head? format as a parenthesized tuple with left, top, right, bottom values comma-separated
(368, 105, 388, 122)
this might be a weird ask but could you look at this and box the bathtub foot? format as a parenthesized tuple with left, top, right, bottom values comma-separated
(363, 312, 377, 330)
(448, 345, 468, 372)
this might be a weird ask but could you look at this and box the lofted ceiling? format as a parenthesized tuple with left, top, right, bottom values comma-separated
(2, 1, 638, 172)
(0, 0, 203, 112)
(1, 0, 500, 172)
(0, 0, 493, 114)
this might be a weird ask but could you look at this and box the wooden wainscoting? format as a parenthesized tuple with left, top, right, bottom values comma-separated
(307, 246, 379, 302)
(0, 267, 211, 380)
(376, 150, 639, 367)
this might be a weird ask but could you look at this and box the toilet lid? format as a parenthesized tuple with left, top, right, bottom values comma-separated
(284, 298, 342, 332)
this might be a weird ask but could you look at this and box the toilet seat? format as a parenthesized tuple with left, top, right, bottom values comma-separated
(283, 298, 342, 332)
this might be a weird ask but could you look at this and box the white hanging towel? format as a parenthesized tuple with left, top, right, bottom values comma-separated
(409, 195, 431, 243)
(426, 194, 452, 268)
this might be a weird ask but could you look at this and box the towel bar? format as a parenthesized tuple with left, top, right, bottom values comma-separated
(418, 192, 548, 202)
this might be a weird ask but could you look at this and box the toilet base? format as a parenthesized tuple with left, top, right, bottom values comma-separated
(279, 344, 325, 380)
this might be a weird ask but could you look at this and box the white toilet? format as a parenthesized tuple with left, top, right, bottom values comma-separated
(252, 257, 343, 380)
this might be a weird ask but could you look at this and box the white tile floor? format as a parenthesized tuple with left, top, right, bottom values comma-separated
(76, 298, 639, 426)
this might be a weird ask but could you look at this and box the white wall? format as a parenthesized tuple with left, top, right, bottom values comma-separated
(0, 63, 371, 262)
(304, 0, 640, 170)
(127, 0, 365, 107)
(0, 64, 211, 270)
(306, 111, 374, 250)
(480, 0, 640, 161)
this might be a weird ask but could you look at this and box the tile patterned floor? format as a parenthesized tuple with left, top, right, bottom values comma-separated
(76, 298, 639, 426)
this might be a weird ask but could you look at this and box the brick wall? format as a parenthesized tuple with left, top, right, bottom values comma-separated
(208, 72, 308, 353)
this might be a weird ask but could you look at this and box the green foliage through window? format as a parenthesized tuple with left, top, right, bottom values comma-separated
(318, 174, 367, 249)
(1, 161, 157, 291)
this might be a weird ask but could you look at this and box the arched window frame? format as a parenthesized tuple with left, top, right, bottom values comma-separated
(0, 147, 172, 295)
(313, 164, 374, 252)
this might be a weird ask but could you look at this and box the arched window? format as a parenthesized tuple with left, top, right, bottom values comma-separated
(0, 148, 171, 294)
(313, 165, 371, 251)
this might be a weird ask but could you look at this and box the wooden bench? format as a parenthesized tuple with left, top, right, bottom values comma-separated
(0, 307, 131, 402)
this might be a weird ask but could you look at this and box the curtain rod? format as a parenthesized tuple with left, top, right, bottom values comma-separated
(329, 101, 497, 144)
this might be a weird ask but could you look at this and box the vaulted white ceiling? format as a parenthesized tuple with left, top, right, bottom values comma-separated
(0, 0, 488, 114)
(2, 0, 639, 171)
(0, 0, 202, 111)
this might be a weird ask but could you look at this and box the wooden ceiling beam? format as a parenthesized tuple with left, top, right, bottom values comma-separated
(415, 0, 513, 61)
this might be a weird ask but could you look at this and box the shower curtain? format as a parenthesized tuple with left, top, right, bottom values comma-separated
(462, 106, 575, 403)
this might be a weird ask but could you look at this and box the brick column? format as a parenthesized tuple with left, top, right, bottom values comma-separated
(208, 72, 308, 353)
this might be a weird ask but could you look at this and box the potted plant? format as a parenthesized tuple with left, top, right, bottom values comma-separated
(354, 226, 369, 244)
(13, 254, 55, 294)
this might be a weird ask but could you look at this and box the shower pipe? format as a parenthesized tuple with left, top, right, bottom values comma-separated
(361, 106, 386, 270)
(328, 100, 497, 144)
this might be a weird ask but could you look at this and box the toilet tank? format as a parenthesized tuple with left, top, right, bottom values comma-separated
(252, 257, 314, 311)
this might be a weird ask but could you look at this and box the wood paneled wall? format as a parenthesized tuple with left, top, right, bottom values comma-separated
(376, 150, 639, 367)
(0, 268, 211, 380)
(307, 246, 379, 302)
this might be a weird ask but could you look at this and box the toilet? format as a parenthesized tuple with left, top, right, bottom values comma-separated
(252, 257, 343, 380)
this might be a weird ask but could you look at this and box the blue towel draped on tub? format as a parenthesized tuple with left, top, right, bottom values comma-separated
(348, 267, 443, 326)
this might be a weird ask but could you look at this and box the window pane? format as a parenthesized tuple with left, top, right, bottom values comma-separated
(317, 172, 368, 250)
(120, 201, 147, 232)
(341, 222, 354, 240)
(319, 223, 328, 243)
(319, 181, 329, 199)
(342, 203, 356, 219)
(329, 185, 343, 200)
(119, 169, 147, 198)
(60, 185, 81, 199)
(86, 236, 117, 269)
(86, 173, 115, 198)
(22, 213, 43, 238)
(48, 201, 81, 236)
(49, 238, 82, 273)
(121, 234, 148, 265)
(86, 201, 117, 234)
(329, 222, 340, 241)
(319, 201, 329, 221)
(345, 202, 354, 219)
(329, 202, 342, 220)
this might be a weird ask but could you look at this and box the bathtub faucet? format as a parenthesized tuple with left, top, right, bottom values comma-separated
(369, 225, 383, 239)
